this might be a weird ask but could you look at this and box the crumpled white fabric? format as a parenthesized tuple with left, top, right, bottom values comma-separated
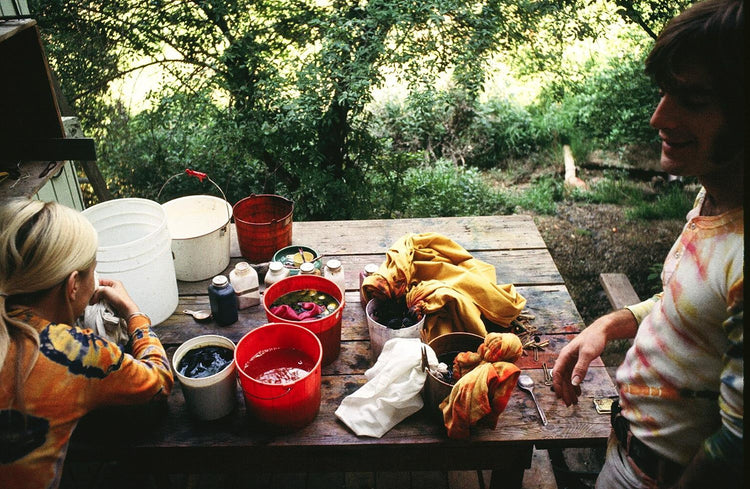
(76, 272, 129, 347)
(335, 338, 438, 438)
(80, 301, 129, 346)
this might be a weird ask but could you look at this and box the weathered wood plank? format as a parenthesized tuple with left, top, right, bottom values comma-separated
(344, 472, 376, 489)
(70, 365, 613, 471)
(521, 449, 558, 489)
(599, 273, 640, 310)
(376, 471, 411, 489)
(175, 247, 564, 297)
(229, 215, 547, 259)
(447, 471, 483, 489)
(155, 285, 584, 349)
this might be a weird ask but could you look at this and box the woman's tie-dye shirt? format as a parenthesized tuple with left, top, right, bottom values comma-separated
(0, 308, 173, 488)
(617, 188, 743, 467)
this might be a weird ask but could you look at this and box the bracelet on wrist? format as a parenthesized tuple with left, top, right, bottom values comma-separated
(126, 311, 150, 323)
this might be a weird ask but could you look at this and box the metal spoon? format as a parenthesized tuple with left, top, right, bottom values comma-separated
(183, 309, 211, 321)
(518, 374, 548, 426)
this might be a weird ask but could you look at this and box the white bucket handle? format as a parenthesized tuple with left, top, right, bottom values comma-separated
(157, 169, 231, 224)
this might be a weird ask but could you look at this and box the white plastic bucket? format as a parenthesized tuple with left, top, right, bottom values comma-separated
(82, 198, 178, 325)
(173, 334, 237, 421)
(162, 195, 232, 282)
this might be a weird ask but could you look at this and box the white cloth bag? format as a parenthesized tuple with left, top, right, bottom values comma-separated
(335, 338, 437, 438)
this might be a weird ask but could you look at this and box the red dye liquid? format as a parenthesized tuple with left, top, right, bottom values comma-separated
(243, 347, 316, 384)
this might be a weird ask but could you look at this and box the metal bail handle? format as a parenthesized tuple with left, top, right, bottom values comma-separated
(156, 169, 231, 224)
(244, 386, 293, 400)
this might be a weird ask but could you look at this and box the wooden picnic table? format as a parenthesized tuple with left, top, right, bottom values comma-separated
(68, 215, 617, 488)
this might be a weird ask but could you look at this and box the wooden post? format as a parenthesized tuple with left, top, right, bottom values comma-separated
(563, 144, 588, 190)
(62, 116, 112, 202)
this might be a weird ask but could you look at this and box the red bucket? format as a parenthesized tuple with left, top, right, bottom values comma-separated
(235, 323, 322, 432)
(262, 274, 344, 366)
(233, 194, 293, 263)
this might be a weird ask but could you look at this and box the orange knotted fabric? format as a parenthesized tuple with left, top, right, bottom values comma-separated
(439, 332, 523, 439)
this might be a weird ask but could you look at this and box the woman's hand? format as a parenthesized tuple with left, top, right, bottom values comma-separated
(552, 308, 638, 406)
(90, 278, 140, 319)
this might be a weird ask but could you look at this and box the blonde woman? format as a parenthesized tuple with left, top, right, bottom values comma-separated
(0, 198, 174, 489)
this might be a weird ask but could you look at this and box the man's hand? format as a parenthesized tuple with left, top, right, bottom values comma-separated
(552, 308, 638, 406)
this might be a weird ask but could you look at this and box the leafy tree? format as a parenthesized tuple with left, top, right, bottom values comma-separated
(28, 0, 688, 218)
(614, 0, 692, 39)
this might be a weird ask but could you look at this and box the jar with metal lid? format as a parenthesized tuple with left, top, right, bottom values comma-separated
(264, 261, 289, 287)
(208, 275, 238, 326)
(359, 263, 379, 307)
(323, 258, 345, 296)
(229, 261, 260, 309)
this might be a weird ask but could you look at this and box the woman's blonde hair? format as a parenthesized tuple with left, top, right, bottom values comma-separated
(0, 198, 98, 378)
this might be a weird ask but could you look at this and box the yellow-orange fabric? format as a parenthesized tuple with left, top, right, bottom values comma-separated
(439, 332, 523, 439)
(361, 232, 526, 342)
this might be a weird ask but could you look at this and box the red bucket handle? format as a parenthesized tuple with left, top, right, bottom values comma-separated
(156, 169, 231, 223)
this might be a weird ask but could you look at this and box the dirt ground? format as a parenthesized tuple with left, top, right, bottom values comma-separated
(520, 172, 689, 487)
(531, 198, 686, 364)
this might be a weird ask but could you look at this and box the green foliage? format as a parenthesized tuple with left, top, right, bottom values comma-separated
(370, 89, 553, 169)
(363, 151, 424, 219)
(36, 0, 544, 220)
(30, 0, 689, 220)
(646, 261, 663, 296)
(509, 176, 563, 215)
(541, 53, 659, 155)
(470, 99, 553, 168)
(569, 174, 645, 204)
(569, 174, 693, 221)
(625, 184, 693, 220)
(96, 89, 266, 204)
(397, 160, 512, 218)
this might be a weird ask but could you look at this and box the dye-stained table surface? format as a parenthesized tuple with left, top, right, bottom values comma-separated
(68, 215, 617, 488)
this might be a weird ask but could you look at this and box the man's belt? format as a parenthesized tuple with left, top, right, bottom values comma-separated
(611, 399, 685, 485)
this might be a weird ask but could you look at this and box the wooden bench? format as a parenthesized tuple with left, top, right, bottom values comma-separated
(599, 273, 640, 310)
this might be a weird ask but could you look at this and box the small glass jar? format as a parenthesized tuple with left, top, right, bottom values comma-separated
(323, 258, 345, 296)
(264, 261, 289, 287)
(360, 263, 379, 307)
(299, 262, 316, 275)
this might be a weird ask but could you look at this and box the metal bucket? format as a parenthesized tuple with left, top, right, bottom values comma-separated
(159, 170, 232, 282)
(422, 332, 484, 418)
(233, 194, 293, 263)
(366, 298, 425, 362)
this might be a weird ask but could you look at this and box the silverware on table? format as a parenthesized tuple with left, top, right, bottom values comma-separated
(518, 374, 548, 426)
(542, 363, 553, 385)
(183, 309, 211, 321)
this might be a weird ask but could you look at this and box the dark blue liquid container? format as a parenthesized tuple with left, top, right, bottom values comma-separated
(208, 275, 238, 326)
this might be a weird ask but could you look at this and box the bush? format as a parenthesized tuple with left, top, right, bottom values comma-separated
(96, 89, 267, 204)
(469, 99, 554, 169)
(509, 175, 563, 215)
(569, 174, 645, 205)
(369, 89, 553, 170)
(626, 184, 693, 220)
(540, 52, 659, 158)
(398, 159, 512, 218)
